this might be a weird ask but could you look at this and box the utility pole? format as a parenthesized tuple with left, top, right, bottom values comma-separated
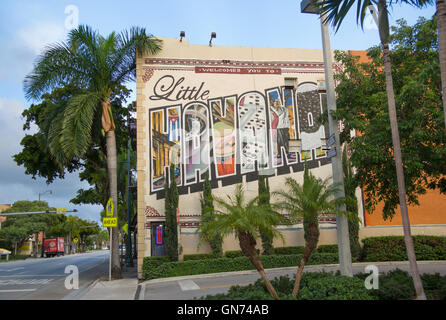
(126, 106, 134, 267)
(320, 11, 353, 277)
(301, 0, 353, 276)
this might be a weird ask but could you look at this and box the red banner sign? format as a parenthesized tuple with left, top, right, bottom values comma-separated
(195, 66, 281, 75)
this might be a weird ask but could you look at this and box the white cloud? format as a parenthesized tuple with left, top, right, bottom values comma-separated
(0, 21, 66, 82)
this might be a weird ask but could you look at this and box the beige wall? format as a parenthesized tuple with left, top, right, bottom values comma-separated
(136, 38, 446, 279)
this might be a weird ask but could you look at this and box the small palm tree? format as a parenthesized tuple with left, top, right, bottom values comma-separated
(202, 184, 287, 300)
(23, 25, 161, 278)
(273, 163, 350, 298)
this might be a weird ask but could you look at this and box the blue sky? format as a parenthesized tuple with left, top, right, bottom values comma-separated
(0, 0, 437, 223)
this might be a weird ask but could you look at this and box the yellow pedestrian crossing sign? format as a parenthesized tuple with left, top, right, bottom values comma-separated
(103, 217, 117, 227)
(106, 198, 113, 217)
(73, 237, 79, 243)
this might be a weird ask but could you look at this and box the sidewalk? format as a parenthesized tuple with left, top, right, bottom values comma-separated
(78, 260, 139, 300)
(77, 260, 446, 300)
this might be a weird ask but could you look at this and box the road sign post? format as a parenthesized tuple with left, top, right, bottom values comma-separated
(104, 197, 114, 281)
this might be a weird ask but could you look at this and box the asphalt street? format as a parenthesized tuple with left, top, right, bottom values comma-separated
(142, 261, 446, 300)
(0, 250, 109, 300)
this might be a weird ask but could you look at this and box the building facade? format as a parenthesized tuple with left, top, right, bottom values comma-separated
(136, 38, 446, 278)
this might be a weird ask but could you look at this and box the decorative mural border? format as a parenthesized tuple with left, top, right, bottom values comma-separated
(144, 58, 341, 70)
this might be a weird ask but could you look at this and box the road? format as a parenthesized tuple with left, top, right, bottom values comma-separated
(0, 250, 109, 300)
(142, 261, 446, 300)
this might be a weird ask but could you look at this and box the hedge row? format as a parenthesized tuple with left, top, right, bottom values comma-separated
(361, 236, 446, 262)
(143, 253, 339, 280)
(202, 272, 376, 300)
(202, 269, 446, 300)
(145, 236, 446, 280)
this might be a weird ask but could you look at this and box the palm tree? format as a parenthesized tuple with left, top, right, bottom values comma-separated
(23, 25, 162, 278)
(318, 0, 427, 299)
(202, 184, 287, 300)
(274, 163, 349, 298)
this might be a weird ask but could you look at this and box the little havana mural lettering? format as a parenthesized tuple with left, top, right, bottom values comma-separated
(149, 79, 329, 195)
(149, 75, 210, 102)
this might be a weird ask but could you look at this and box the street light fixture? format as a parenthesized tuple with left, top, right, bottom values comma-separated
(300, 0, 353, 277)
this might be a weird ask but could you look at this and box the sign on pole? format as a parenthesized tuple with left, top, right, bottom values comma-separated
(326, 134, 336, 147)
(56, 208, 67, 213)
(106, 197, 114, 217)
(326, 147, 337, 159)
(73, 237, 78, 244)
(103, 217, 118, 228)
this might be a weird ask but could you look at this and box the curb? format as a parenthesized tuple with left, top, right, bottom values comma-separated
(140, 260, 446, 285)
(62, 278, 102, 300)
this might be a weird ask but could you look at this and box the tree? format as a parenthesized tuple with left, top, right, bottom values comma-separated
(165, 164, 179, 261)
(258, 174, 274, 255)
(23, 25, 162, 279)
(197, 171, 223, 258)
(319, 0, 428, 300)
(0, 201, 59, 255)
(274, 163, 350, 298)
(342, 146, 361, 258)
(205, 184, 287, 300)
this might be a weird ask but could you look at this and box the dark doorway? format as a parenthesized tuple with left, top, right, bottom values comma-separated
(151, 222, 167, 256)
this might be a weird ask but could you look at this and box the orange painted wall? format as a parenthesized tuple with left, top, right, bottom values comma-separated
(348, 50, 446, 226)
(363, 188, 446, 226)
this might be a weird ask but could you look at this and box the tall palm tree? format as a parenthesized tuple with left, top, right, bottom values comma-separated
(202, 184, 287, 300)
(318, 0, 427, 299)
(23, 25, 162, 278)
(274, 163, 349, 298)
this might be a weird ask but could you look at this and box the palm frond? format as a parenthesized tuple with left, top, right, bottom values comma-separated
(60, 92, 101, 159)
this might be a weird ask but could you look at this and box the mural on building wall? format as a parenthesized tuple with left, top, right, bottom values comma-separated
(149, 81, 329, 195)
(267, 88, 298, 167)
(183, 103, 211, 185)
(210, 97, 237, 178)
(150, 106, 182, 191)
(238, 92, 269, 174)
(295, 83, 327, 160)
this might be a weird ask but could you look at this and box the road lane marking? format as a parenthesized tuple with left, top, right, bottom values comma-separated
(1, 267, 25, 272)
(0, 278, 54, 285)
(0, 289, 36, 293)
(178, 280, 200, 291)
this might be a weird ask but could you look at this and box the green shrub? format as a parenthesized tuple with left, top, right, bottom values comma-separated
(372, 269, 415, 300)
(361, 235, 446, 262)
(224, 250, 244, 259)
(298, 272, 376, 300)
(143, 253, 342, 280)
(183, 253, 214, 261)
(142, 256, 170, 279)
(201, 273, 375, 300)
(273, 246, 305, 255)
(316, 244, 339, 254)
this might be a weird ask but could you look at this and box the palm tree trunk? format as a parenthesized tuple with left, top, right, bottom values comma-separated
(437, 0, 446, 130)
(292, 222, 318, 297)
(238, 231, 280, 300)
(381, 43, 426, 300)
(106, 127, 121, 279)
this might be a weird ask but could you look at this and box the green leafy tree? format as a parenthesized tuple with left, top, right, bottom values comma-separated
(319, 0, 428, 300)
(258, 174, 274, 255)
(23, 25, 161, 279)
(164, 164, 179, 261)
(342, 146, 361, 258)
(197, 171, 223, 258)
(0, 201, 59, 255)
(274, 163, 351, 298)
(204, 184, 287, 300)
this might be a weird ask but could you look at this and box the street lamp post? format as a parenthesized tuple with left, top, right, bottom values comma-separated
(300, 0, 353, 276)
